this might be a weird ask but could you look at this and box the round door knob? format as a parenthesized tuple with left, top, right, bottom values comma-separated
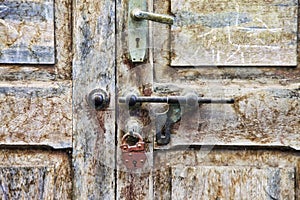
(87, 89, 110, 110)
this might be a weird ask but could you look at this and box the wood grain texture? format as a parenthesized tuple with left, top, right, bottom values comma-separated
(171, 0, 298, 66)
(154, 150, 300, 199)
(117, 172, 152, 200)
(153, 83, 300, 150)
(0, 0, 72, 80)
(0, 0, 55, 64)
(172, 166, 294, 200)
(72, 0, 116, 199)
(0, 149, 72, 199)
(153, 0, 300, 150)
(116, 0, 155, 198)
(0, 81, 72, 149)
(115, 0, 300, 198)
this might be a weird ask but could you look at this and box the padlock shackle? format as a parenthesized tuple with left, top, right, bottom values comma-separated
(120, 132, 145, 152)
(121, 132, 143, 145)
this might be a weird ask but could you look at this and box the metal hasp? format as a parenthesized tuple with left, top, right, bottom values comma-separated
(119, 93, 234, 145)
(128, 0, 174, 63)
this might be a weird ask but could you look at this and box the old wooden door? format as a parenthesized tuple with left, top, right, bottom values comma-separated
(0, 0, 72, 198)
(2, 0, 299, 199)
(116, 0, 300, 199)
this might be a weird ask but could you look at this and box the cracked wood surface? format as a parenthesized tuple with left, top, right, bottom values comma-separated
(153, 0, 300, 150)
(115, 0, 300, 199)
(0, 0, 72, 146)
(0, 81, 72, 149)
(0, 0, 298, 199)
(172, 166, 294, 199)
(0, 0, 73, 199)
(171, 0, 298, 66)
(154, 150, 300, 199)
(0, 0, 72, 80)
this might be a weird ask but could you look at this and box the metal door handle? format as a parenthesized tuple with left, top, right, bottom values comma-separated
(128, 0, 175, 62)
(131, 9, 174, 25)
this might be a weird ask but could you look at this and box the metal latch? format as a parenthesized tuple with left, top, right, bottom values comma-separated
(128, 0, 174, 62)
(119, 93, 234, 145)
(119, 94, 234, 107)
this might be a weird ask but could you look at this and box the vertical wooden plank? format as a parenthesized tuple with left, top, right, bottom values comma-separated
(116, 0, 155, 198)
(0, 0, 73, 199)
(73, 0, 116, 199)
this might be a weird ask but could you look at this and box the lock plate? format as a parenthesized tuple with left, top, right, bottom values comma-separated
(121, 151, 147, 169)
(128, 0, 147, 62)
(121, 132, 147, 169)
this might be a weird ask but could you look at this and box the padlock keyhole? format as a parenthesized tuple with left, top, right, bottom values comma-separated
(121, 132, 146, 170)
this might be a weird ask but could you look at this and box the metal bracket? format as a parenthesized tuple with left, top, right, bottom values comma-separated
(156, 104, 181, 145)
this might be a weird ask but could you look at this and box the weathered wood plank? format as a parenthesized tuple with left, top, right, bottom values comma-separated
(152, 0, 300, 150)
(116, 0, 155, 198)
(54, 0, 72, 80)
(0, 150, 72, 199)
(0, 167, 55, 199)
(171, 166, 294, 199)
(0, 0, 73, 199)
(153, 83, 300, 150)
(0, 81, 72, 149)
(73, 0, 116, 199)
(117, 172, 152, 200)
(0, 0, 72, 80)
(171, 0, 298, 66)
(154, 150, 300, 199)
(0, 0, 55, 64)
(0, 66, 56, 81)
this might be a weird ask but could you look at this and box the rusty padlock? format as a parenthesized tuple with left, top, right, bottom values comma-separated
(120, 132, 147, 169)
